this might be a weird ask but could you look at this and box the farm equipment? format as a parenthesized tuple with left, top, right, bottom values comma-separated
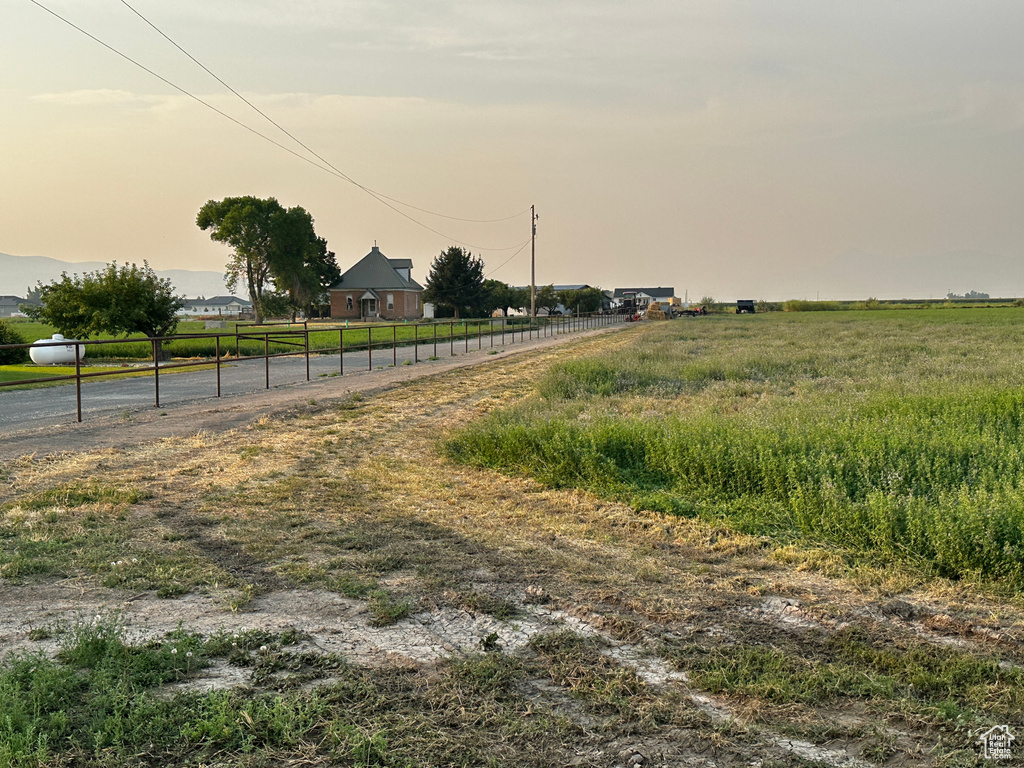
(736, 300, 756, 314)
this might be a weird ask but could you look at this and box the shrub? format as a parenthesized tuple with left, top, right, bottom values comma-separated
(0, 319, 28, 364)
(783, 300, 842, 312)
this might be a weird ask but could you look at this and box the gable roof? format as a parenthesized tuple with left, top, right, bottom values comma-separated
(183, 296, 252, 307)
(613, 287, 676, 299)
(331, 246, 423, 292)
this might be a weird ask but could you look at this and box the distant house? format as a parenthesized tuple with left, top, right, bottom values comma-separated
(509, 284, 599, 315)
(179, 296, 253, 317)
(0, 295, 37, 318)
(329, 246, 424, 320)
(611, 287, 676, 310)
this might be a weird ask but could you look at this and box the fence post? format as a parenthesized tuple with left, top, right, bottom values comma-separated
(75, 342, 82, 423)
(215, 335, 221, 397)
(264, 332, 270, 389)
(464, 320, 469, 353)
(305, 329, 310, 381)
(368, 327, 373, 371)
(433, 322, 437, 358)
(450, 322, 454, 357)
(340, 328, 344, 375)
(393, 324, 397, 367)
(414, 324, 419, 363)
(152, 338, 160, 407)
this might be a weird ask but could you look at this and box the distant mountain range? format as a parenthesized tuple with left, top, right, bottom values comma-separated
(0, 252, 229, 299)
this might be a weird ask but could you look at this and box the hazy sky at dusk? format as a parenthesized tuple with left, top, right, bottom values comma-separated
(3, 1, 1024, 299)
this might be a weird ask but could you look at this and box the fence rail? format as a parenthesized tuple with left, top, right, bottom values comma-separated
(0, 313, 627, 423)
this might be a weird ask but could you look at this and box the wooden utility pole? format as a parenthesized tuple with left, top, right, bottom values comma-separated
(530, 205, 537, 318)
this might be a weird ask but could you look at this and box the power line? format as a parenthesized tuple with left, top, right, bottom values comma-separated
(117, 0, 529, 226)
(27, 0, 529, 251)
(485, 238, 532, 277)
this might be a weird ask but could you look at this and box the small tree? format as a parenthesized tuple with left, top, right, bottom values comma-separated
(534, 284, 560, 315)
(0, 319, 27, 365)
(26, 262, 184, 358)
(479, 280, 523, 317)
(423, 246, 485, 319)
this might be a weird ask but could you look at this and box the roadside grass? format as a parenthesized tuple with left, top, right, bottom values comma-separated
(446, 309, 1024, 590)
(1, 482, 236, 594)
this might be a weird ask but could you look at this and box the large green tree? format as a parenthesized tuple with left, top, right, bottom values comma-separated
(558, 287, 605, 314)
(423, 246, 485, 319)
(196, 196, 334, 323)
(25, 262, 185, 357)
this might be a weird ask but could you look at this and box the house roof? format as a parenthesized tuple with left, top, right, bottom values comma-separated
(613, 287, 676, 299)
(331, 246, 423, 292)
(184, 296, 252, 307)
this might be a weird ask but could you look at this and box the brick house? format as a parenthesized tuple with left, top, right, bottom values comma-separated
(329, 246, 424, 320)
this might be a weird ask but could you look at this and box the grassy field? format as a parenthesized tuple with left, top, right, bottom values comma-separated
(1, 315, 1022, 767)
(448, 309, 1024, 590)
(2, 317, 543, 361)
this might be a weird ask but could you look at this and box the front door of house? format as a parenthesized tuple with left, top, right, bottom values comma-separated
(361, 298, 377, 317)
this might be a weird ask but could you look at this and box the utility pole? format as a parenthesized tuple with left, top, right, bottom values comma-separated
(530, 205, 537, 318)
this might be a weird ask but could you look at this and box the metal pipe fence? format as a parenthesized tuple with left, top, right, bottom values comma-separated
(0, 312, 629, 423)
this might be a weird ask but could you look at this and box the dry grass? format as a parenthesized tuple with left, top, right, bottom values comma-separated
(2, 322, 1022, 766)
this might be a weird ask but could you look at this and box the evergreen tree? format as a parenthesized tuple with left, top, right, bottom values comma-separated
(423, 246, 485, 319)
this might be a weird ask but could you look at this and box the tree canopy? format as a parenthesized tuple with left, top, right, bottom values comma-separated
(477, 280, 530, 317)
(25, 262, 184, 353)
(423, 246, 485, 319)
(196, 196, 336, 322)
(534, 284, 560, 314)
(558, 287, 605, 314)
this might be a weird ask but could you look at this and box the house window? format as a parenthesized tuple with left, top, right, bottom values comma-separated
(346, 295, 353, 310)
(387, 293, 394, 311)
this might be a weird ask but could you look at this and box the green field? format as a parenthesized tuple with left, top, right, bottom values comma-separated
(448, 308, 1024, 590)
(2, 317, 543, 361)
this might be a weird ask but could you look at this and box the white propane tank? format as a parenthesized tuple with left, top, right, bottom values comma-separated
(29, 334, 87, 365)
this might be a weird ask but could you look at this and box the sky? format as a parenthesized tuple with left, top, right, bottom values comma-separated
(3, 0, 1024, 300)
